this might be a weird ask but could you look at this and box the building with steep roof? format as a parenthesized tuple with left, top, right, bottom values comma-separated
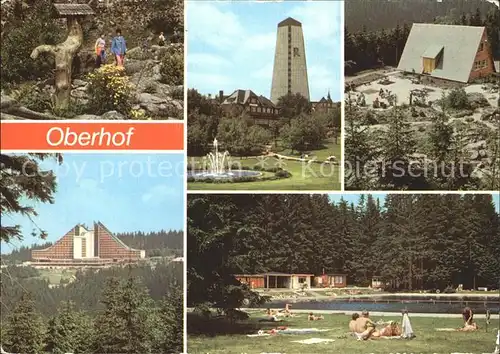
(397, 23, 496, 83)
(220, 89, 280, 126)
(312, 91, 339, 114)
(31, 222, 145, 268)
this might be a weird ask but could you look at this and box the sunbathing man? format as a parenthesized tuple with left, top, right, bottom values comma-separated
(308, 312, 324, 321)
(263, 308, 280, 322)
(378, 321, 402, 337)
(458, 322, 478, 332)
(355, 310, 376, 340)
(349, 313, 360, 333)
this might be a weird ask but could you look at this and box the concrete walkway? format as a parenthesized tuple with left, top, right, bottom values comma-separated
(268, 152, 337, 164)
(241, 308, 500, 319)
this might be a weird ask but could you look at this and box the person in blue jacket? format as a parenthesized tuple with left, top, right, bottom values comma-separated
(111, 28, 127, 66)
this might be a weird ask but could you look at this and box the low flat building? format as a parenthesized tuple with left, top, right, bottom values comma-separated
(314, 273, 347, 288)
(235, 272, 314, 290)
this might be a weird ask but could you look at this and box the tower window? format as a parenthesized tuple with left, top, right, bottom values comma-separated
(293, 47, 300, 57)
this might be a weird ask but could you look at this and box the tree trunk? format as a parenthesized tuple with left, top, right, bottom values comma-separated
(30, 17, 83, 111)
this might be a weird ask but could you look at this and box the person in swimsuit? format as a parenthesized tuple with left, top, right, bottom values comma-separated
(308, 312, 324, 321)
(355, 310, 376, 340)
(462, 307, 473, 326)
(349, 313, 359, 333)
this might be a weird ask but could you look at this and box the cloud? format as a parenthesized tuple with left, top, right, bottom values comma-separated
(189, 53, 232, 68)
(308, 64, 340, 98)
(187, 72, 233, 91)
(142, 184, 178, 206)
(243, 32, 276, 51)
(287, 2, 341, 45)
(187, 2, 244, 50)
(251, 62, 273, 80)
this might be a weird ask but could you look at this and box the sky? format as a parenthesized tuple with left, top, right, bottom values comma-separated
(1, 153, 184, 254)
(187, 0, 342, 101)
(329, 193, 500, 211)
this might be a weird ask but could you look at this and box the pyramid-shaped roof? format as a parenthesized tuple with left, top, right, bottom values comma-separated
(278, 17, 302, 27)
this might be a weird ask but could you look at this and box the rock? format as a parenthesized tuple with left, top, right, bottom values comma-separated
(73, 114, 102, 120)
(101, 111, 126, 120)
(467, 92, 490, 109)
(71, 89, 88, 99)
(467, 141, 486, 150)
(138, 92, 167, 105)
(470, 150, 480, 160)
(4, 106, 60, 120)
(72, 79, 87, 88)
(478, 149, 488, 158)
(1, 94, 17, 110)
(125, 46, 143, 58)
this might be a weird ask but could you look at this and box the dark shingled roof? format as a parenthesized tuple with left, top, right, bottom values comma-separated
(278, 17, 302, 27)
(53, 4, 95, 17)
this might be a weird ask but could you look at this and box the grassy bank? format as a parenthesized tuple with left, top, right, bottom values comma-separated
(188, 312, 497, 353)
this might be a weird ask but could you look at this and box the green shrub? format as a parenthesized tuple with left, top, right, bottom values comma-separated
(170, 86, 184, 100)
(446, 87, 469, 109)
(52, 100, 88, 118)
(0, 0, 63, 86)
(9, 84, 52, 112)
(159, 48, 183, 85)
(275, 170, 292, 178)
(86, 65, 134, 115)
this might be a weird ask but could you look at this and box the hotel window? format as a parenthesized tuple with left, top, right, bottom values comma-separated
(334, 276, 343, 284)
(298, 277, 307, 283)
(482, 60, 487, 68)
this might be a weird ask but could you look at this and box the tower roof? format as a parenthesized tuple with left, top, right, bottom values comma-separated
(278, 17, 302, 27)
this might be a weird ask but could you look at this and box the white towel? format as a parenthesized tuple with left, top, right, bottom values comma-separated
(401, 313, 414, 338)
(292, 338, 335, 344)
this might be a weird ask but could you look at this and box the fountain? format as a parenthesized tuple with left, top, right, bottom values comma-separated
(187, 138, 262, 180)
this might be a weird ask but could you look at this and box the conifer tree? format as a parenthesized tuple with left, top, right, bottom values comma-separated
(3, 293, 45, 354)
(45, 301, 94, 354)
(0, 154, 61, 242)
(94, 277, 154, 354)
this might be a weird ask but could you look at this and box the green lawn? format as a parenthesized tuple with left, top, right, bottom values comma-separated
(188, 140, 341, 191)
(188, 312, 496, 353)
(37, 269, 77, 285)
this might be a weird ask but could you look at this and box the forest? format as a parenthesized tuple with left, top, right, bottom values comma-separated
(0, 262, 183, 353)
(345, 0, 500, 74)
(188, 193, 500, 311)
